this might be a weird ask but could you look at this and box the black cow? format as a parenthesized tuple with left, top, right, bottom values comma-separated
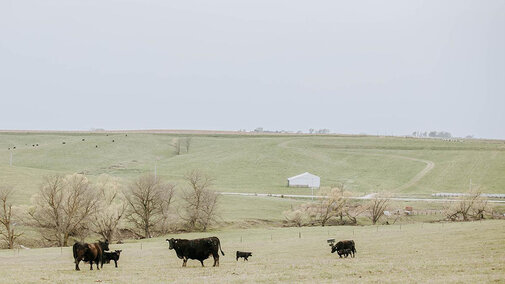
(73, 240, 109, 270)
(330, 240, 356, 258)
(236, 251, 252, 261)
(337, 248, 352, 258)
(102, 250, 122, 268)
(166, 237, 225, 267)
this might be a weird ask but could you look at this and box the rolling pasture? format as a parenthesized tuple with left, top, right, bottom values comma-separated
(0, 220, 503, 283)
(1, 132, 505, 225)
(1, 132, 505, 205)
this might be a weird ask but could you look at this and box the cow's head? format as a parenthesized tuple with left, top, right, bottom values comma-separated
(166, 238, 176, 250)
(330, 244, 337, 253)
(115, 250, 122, 255)
(99, 239, 110, 251)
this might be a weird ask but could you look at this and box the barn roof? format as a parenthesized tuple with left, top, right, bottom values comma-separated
(287, 172, 319, 180)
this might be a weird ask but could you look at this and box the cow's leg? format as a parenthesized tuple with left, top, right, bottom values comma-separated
(182, 258, 187, 267)
(96, 259, 100, 270)
(213, 254, 219, 267)
(90, 261, 93, 270)
(114, 260, 118, 268)
(200, 260, 205, 267)
(245, 257, 248, 261)
(75, 259, 81, 271)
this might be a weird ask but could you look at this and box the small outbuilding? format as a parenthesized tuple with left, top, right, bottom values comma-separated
(287, 172, 320, 188)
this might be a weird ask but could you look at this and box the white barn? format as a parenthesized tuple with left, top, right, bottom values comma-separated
(287, 172, 320, 188)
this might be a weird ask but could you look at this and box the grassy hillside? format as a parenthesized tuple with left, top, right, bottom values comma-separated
(1, 132, 505, 208)
(0, 220, 503, 283)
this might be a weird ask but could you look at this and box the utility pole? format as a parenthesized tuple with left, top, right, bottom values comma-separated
(154, 156, 160, 181)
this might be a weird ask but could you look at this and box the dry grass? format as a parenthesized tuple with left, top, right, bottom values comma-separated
(0, 220, 503, 283)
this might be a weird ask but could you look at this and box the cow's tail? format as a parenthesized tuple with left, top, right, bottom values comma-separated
(218, 239, 225, 256)
(72, 243, 78, 262)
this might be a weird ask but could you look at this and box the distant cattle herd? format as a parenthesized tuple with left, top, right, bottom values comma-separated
(72, 237, 356, 270)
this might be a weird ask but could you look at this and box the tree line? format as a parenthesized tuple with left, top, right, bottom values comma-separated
(0, 170, 219, 248)
(283, 186, 493, 227)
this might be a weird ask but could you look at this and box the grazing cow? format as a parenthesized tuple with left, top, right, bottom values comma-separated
(166, 237, 225, 267)
(102, 250, 122, 268)
(236, 251, 252, 261)
(73, 240, 109, 271)
(330, 240, 356, 258)
(337, 248, 353, 258)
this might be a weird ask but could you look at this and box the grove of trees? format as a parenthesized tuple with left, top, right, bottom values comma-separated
(19, 170, 220, 248)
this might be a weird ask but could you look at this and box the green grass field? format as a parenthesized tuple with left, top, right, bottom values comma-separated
(0, 220, 503, 283)
(1, 133, 504, 204)
(1, 132, 504, 227)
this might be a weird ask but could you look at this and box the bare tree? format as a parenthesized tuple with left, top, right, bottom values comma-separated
(29, 174, 100, 246)
(0, 187, 22, 249)
(283, 207, 306, 227)
(183, 137, 192, 153)
(172, 138, 182, 155)
(124, 175, 175, 238)
(180, 170, 220, 231)
(344, 203, 367, 225)
(91, 175, 127, 242)
(291, 188, 348, 227)
(445, 189, 489, 221)
(367, 193, 391, 225)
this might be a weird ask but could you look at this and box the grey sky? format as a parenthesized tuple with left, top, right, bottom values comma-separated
(1, 0, 504, 138)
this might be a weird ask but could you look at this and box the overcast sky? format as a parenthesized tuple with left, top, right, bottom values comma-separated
(1, 0, 504, 138)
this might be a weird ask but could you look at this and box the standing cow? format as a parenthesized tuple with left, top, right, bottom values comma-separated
(330, 240, 356, 258)
(166, 237, 225, 267)
(102, 250, 122, 268)
(73, 240, 109, 270)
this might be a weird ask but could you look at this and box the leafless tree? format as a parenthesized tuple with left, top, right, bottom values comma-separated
(124, 175, 175, 238)
(367, 193, 391, 225)
(344, 203, 367, 225)
(445, 189, 489, 221)
(29, 174, 100, 246)
(295, 188, 348, 227)
(283, 207, 306, 227)
(180, 170, 220, 231)
(172, 138, 182, 155)
(0, 187, 22, 249)
(91, 175, 127, 242)
(183, 137, 192, 153)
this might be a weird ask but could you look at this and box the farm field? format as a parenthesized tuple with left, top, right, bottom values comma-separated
(0, 220, 503, 283)
(1, 132, 505, 207)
